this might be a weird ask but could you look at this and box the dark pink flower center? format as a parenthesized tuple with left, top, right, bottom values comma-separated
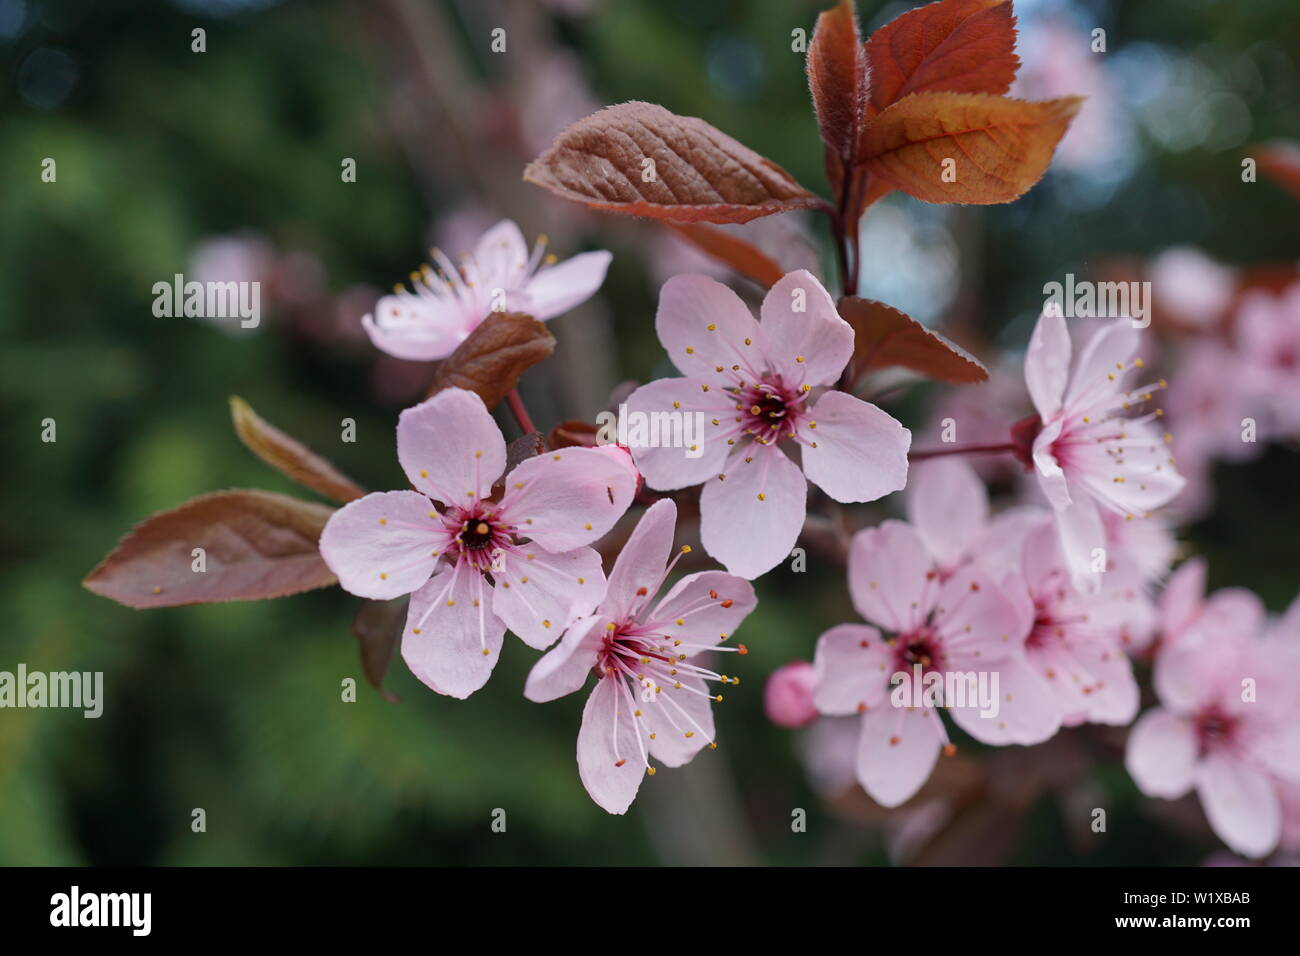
(736, 377, 806, 446)
(1194, 706, 1237, 755)
(443, 505, 512, 572)
(892, 629, 945, 675)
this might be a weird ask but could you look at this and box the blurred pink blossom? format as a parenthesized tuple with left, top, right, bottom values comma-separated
(811, 518, 1058, 808)
(1149, 247, 1236, 330)
(1236, 283, 1300, 437)
(1127, 590, 1300, 858)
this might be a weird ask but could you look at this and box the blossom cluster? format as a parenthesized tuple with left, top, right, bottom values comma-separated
(320, 217, 1298, 854)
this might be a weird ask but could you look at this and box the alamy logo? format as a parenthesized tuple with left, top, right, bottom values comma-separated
(152, 273, 260, 328)
(0, 664, 103, 718)
(594, 402, 707, 459)
(1042, 273, 1151, 329)
(50, 886, 151, 936)
(889, 663, 1000, 718)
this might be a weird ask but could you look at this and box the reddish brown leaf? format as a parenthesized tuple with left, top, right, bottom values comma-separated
(808, 0, 870, 163)
(1253, 140, 1300, 202)
(505, 430, 548, 468)
(523, 101, 819, 224)
(83, 490, 338, 609)
(353, 596, 408, 702)
(663, 223, 786, 288)
(548, 419, 599, 449)
(840, 296, 988, 384)
(229, 396, 365, 505)
(859, 92, 1080, 204)
(426, 311, 555, 409)
(864, 0, 1018, 117)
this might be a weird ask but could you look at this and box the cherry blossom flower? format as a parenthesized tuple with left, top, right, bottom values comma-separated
(1022, 311, 1185, 591)
(1126, 595, 1300, 858)
(1236, 283, 1300, 437)
(524, 499, 756, 814)
(811, 519, 1059, 809)
(1162, 340, 1259, 520)
(362, 220, 611, 361)
(319, 387, 635, 699)
(1007, 518, 1152, 725)
(1149, 247, 1236, 331)
(624, 270, 911, 579)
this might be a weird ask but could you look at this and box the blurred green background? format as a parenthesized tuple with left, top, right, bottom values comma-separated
(2, 0, 1297, 865)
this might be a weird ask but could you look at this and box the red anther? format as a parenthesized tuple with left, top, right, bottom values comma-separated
(709, 589, 719, 600)
(737, 644, 748, 655)
(720, 599, 733, 608)
(943, 744, 957, 757)
(636, 586, 647, 596)
(614, 759, 626, 767)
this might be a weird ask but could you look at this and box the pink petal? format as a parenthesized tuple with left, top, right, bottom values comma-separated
(905, 459, 988, 568)
(1025, 310, 1071, 417)
(577, 676, 647, 814)
(521, 251, 612, 319)
(972, 506, 1048, 581)
(1159, 556, 1206, 639)
(318, 490, 447, 599)
(1019, 518, 1062, 593)
(497, 446, 635, 553)
(401, 563, 505, 699)
(1052, 494, 1106, 593)
(472, 220, 529, 291)
(1154, 620, 1246, 714)
(622, 378, 734, 491)
(1196, 753, 1281, 859)
(524, 614, 610, 703)
(362, 297, 471, 361)
(1074, 640, 1140, 725)
(935, 568, 1027, 666)
(758, 269, 851, 386)
(699, 444, 806, 579)
(601, 499, 677, 622)
(800, 391, 910, 504)
(650, 569, 757, 650)
(1125, 708, 1197, 798)
(643, 675, 716, 768)
(847, 520, 937, 634)
(655, 274, 768, 386)
(947, 655, 1061, 745)
(397, 388, 506, 505)
(1200, 587, 1267, 642)
(491, 545, 606, 650)
(856, 705, 944, 808)
(1064, 318, 1139, 408)
(811, 623, 891, 715)
(1073, 422, 1186, 515)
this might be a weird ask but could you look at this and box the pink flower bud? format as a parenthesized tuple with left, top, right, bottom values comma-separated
(764, 660, 818, 728)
